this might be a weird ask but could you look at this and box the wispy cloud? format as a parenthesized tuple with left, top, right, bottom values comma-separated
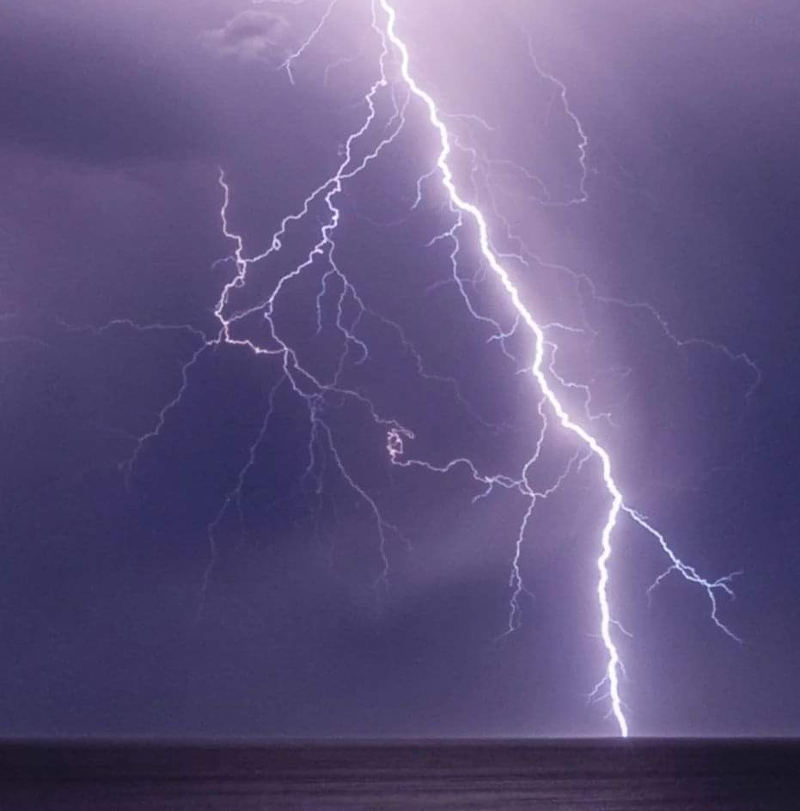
(202, 9, 291, 65)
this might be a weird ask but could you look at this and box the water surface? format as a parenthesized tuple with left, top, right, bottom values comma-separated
(0, 739, 796, 809)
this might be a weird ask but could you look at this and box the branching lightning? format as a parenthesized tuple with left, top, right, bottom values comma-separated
(375, 0, 746, 736)
(71, 0, 758, 736)
(525, 34, 590, 206)
(280, 0, 339, 84)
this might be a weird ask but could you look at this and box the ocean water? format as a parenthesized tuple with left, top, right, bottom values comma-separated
(0, 740, 797, 810)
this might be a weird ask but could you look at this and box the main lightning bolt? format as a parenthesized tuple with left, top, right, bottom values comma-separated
(374, 0, 741, 737)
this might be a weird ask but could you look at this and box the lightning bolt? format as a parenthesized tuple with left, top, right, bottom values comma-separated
(280, 0, 339, 84)
(374, 0, 744, 737)
(526, 34, 590, 206)
(118, 1, 418, 613)
(78, 0, 752, 737)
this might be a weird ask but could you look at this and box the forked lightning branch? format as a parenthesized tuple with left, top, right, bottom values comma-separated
(114, 0, 749, 736)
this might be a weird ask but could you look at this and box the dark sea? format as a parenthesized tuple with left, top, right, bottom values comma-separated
(0, 739, 797, 810)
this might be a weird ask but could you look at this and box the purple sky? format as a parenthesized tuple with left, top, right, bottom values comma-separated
(1, 0, 798, 738)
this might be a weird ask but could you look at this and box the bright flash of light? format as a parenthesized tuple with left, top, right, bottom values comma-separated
(377, 0, 741, 737)
(75, 0, 753, 737)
